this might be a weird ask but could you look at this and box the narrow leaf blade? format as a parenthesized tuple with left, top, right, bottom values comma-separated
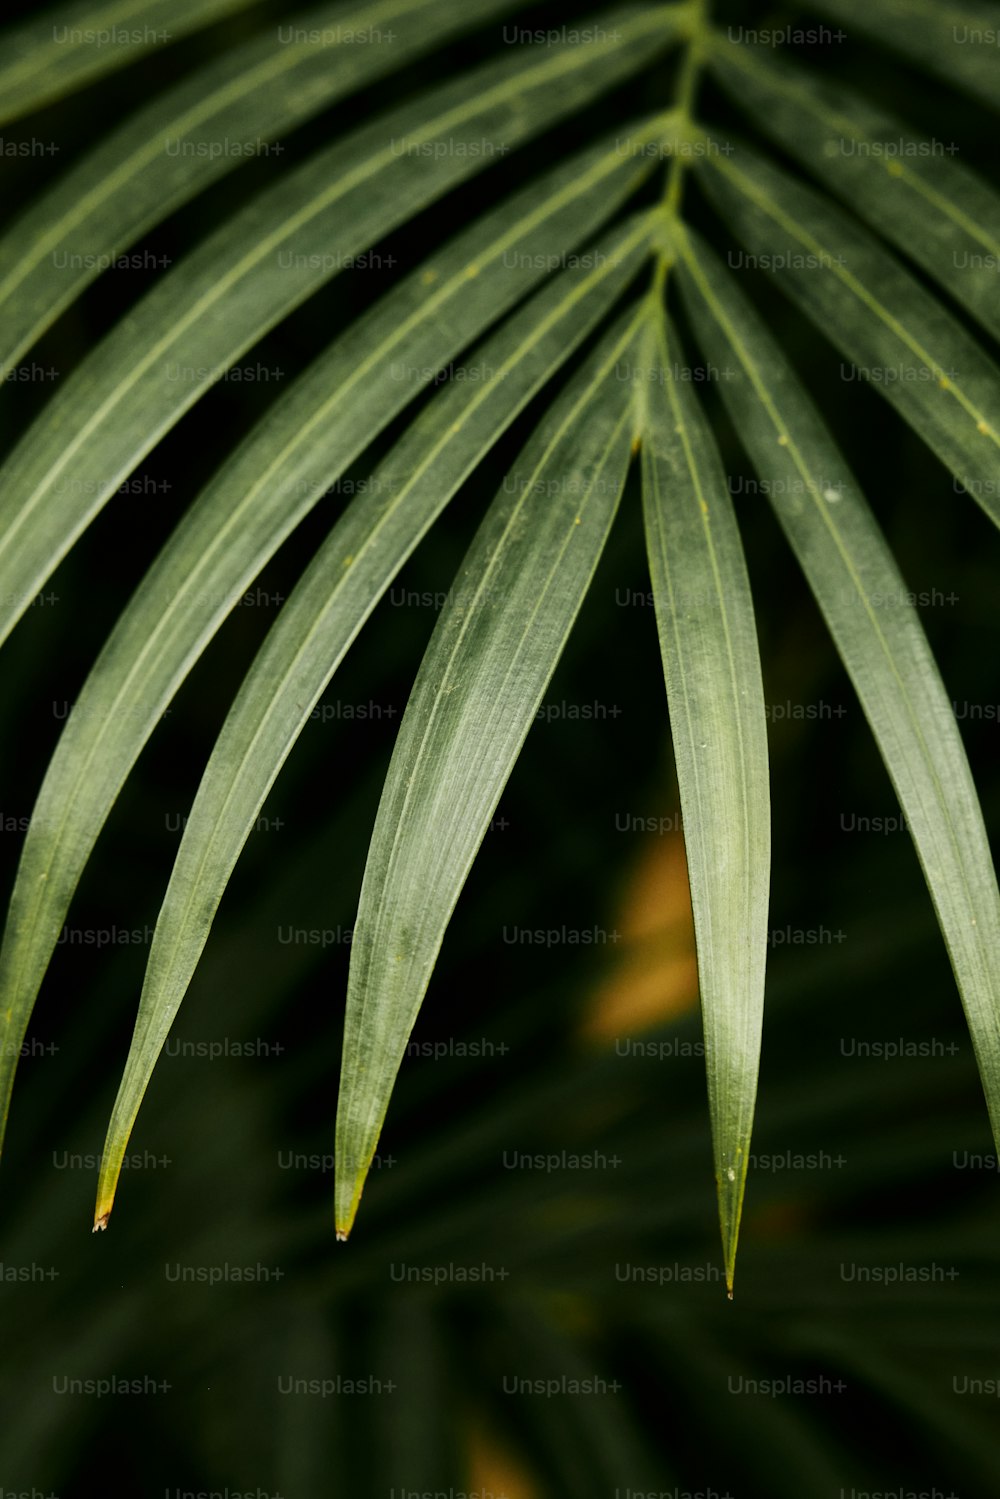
(0, 0, 257, 123)
(694, 134, 1000, 529)
(676, 225, 1000, 1159)
(705, 36, 1000, 345)
(807, 0, 1000, 113)
(638, 305, 770, 1295)
(335, 308, 644, 1237)
(0, 0, 528, 375)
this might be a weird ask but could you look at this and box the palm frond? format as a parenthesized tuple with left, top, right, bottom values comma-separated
(0, 0, 996, 1316)
(0, 128, 663, 1159)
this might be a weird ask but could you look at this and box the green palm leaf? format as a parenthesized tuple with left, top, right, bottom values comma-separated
(0, 0, 257, 123)
(0, 136, 664, 1158)
(808, 0, 1000, 112)
(0, 3, 682, 650)
(693, 135, 1000, 526)
(638, 301, 770, 1296)
(334, 307, 642, 1237)
(705, 36, 1000, 344)
(676, 224, 1000, 1157)
(0, 0, 527, 376)
(92, 215, 653, 1227)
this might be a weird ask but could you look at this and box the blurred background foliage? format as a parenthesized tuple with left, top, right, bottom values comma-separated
(1, 0, 999, 1493)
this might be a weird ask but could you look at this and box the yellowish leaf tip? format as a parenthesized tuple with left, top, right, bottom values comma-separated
(335, 1172, 366, 1242)
(93, 1211, 110, 1233)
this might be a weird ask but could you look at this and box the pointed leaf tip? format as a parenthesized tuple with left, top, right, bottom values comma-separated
(639, 309, 769, 1300)
(334, 309, 641, 1237)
